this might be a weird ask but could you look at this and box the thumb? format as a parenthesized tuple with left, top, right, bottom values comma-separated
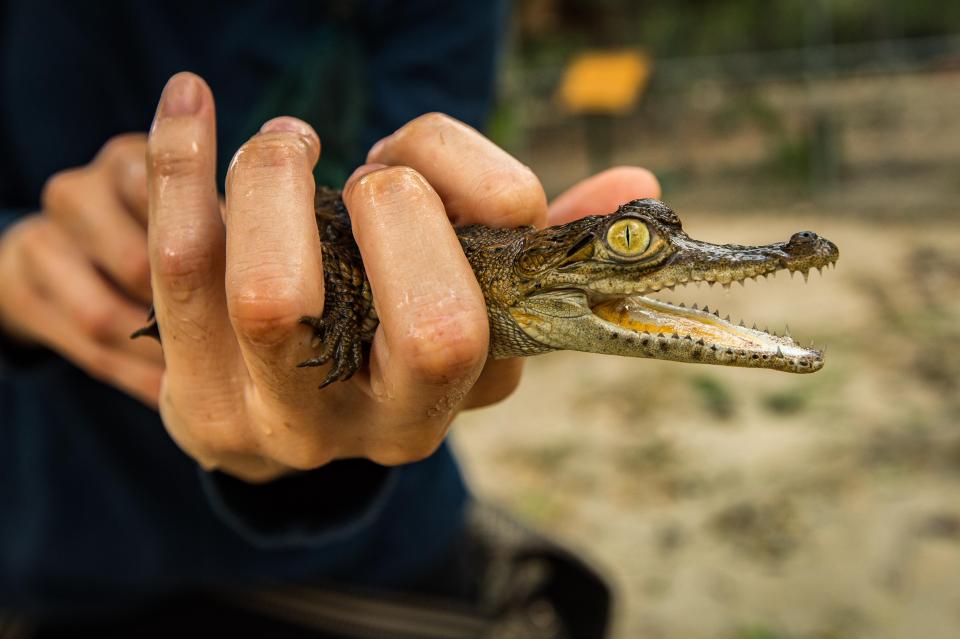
(547, 166, 661, 225)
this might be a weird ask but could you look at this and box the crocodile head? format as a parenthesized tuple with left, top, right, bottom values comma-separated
(502, 199, 839, 372)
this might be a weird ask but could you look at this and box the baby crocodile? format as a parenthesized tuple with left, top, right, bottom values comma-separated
(135, 187, 839, 388)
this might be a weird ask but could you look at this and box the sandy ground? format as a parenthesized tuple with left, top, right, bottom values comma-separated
(451, 212, 960, 639)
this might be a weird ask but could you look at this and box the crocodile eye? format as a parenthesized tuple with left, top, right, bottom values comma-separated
(605, 218, 650, 257)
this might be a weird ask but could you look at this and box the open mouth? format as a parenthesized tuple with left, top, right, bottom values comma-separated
(591, 291, 824, 372)
(510, 226, 839, 373)
(587, 257, 838, 373)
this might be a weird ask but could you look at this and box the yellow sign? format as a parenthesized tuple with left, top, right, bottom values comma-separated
(559, 50, 652, 115)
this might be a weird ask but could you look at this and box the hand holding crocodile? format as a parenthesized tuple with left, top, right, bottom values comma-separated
(140, 73, 659, 480)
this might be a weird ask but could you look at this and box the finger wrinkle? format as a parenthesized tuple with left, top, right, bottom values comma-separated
(227, 290, 304, 348)
(350, 166, 433, 207)
(227, 249, 306, 275)
(393, 310, 487, 382)
(152, 246, 222, 305)
(157, 303, 216, 343)
(229, 134, 316, 174)
(227, 271, 305, 309)
(426, 382, 470, 419)
(149, 148, 206, 180)
(463, 166, 546, 227)
(395, 281, 478, 320)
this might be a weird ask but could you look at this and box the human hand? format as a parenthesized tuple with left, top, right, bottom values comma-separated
(0, 134, 164, 405)
(146, 72, 660, 482)
(365, 117, 661, 408)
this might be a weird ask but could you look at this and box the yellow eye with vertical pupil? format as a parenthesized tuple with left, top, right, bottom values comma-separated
(605, 218, 650, 257)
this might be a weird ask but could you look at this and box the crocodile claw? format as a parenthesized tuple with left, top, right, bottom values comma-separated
(298, 310, 364, 388)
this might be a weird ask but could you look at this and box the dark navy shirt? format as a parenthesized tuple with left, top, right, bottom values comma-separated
(0, 0, 504, 616)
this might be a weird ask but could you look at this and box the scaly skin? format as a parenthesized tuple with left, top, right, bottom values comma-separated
(135, 187, 840, 387)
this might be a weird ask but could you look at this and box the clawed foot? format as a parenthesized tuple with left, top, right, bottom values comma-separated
(298, 311, 364, 388)
(130, 306, 161, 342)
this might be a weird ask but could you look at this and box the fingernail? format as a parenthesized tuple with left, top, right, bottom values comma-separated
(159, 73, 201, 118)
(366, 135, 391, 161)
(260, 116, 314, 137)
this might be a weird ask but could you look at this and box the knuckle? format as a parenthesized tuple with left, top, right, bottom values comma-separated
(148, 142, 205, 179)
(76, 304, 120, 342)
(350, 165, 426, 200)
(195, 424, 253, 460)
(472, 166, 547, 226)
(151, 234, 216, 294)
(271, 441, 335, 472)
(98, 133, 146, 163)
(401, 112, 457, 138)
(230, 134, 312, 176)
(368, 437, 444, 467)
(398, 313, 488, 384)
(15, 216, 51, 250)
(227, 279, 302, 345)
(41, 168, 86, 213)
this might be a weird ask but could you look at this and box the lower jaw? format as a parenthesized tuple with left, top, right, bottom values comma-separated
(590, 294, 820, 369)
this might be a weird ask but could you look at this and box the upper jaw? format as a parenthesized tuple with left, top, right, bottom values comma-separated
(588, 231, 839, 296)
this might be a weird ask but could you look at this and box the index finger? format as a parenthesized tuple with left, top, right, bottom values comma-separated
(368, 113, 548, 229)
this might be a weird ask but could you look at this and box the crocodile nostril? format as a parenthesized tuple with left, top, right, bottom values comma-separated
(790, 231, 818, 243)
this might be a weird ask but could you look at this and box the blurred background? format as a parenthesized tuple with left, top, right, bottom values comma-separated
(452, 1, 960, 637)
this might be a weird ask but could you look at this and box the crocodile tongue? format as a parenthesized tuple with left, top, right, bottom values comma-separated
(591, 295, 823, 373)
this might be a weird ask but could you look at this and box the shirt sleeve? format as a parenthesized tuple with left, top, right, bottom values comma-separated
(198, 461, 400, 549)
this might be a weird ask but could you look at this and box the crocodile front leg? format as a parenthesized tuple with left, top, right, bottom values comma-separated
(297, 243, 377, 388)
